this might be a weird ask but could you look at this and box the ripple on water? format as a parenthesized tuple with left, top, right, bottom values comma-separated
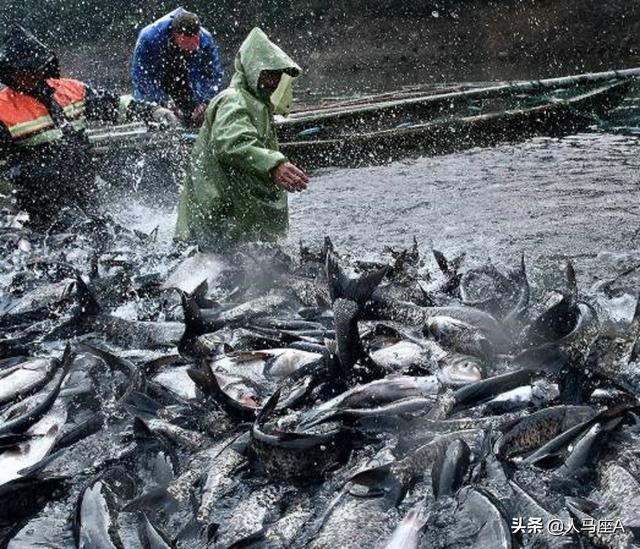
(109, 132, 640, 286)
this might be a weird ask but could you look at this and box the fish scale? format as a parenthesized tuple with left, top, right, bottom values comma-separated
(1, 211, 639, 548)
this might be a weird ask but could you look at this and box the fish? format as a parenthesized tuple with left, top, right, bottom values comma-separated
(250, 390, 352, 480)
(137, 512, 173, 549)
(424, 486, 513, 548)
(383, 503, 429, 549)
(424, 315, 495, 359)
(522, 405, 634, 466)
(349, 429, 486, 503)
(508, 480, 579, 548)
(0, 475, 65, 529)
(369, 340, 436, 371)
(305, 492, 400, 549)
(494, 405, 597, 459)
(437, 353, 484, 386)
(300, 375, 440, 427)
(0, 356, 60, 406)
(0, 400, 68, 487)
(432, 248, 465, 296)
(431, 439, 471, 498)
(187, 363, 259, 421)
(453, 369, 536, 408)
(196, 433, 247, 524)
(0, 350, 70, 437)
(326, 248, 389, 378)
(75, 475, 129, 549)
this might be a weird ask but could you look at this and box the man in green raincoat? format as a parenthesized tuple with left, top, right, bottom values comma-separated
(175, 27, 309, 249)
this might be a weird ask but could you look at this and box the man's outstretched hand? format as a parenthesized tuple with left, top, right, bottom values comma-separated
(271, 162, 309, 192)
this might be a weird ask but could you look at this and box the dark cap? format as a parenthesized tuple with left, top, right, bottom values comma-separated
(171, 11, 200, 36)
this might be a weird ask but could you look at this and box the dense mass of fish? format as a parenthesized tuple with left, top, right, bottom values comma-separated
(1, 206, 640, 548)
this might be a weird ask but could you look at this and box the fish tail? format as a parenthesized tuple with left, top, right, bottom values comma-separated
(348, 463, 407, 504)
(326, 250, 389, 305)
(73, 275, 101, 316)
(180, 291, 207, 339)
(125, 392, 162, 421)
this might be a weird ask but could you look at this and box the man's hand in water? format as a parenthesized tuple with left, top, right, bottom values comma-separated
(271, 162, 309, 192)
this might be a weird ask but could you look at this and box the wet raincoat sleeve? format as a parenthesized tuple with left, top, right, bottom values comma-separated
(210, 95, 286, 177)
(131, 31, 169, 104)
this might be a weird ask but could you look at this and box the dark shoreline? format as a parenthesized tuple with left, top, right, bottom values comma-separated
(56, 1, 640, 98)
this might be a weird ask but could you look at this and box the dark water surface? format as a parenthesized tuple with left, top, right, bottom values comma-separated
(118, 131, 640, 290)
(288, 132, 640, 281)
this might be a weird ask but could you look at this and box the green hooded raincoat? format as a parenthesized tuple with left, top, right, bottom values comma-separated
(175, 28, 301, 249)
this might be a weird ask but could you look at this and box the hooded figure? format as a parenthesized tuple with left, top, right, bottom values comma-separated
(175, 27, 306, 249)
(0, 26, 176, 229)
(0, 25, 60, 87)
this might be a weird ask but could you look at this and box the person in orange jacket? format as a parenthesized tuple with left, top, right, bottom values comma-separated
(0, 26, 177, 229)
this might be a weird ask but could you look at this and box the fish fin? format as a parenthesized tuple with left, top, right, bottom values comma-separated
(132, 417, 154, 439)
(516, 253, 530, 299)
(348, 463, 407, 504)
(74, 275, 101, 316)
(324, 338, 337, 356)
(632, 294, 640, 323)
(432, 249, 450, 274)
(179, 291, 206, 338)
(326, 250, 389, 305)
(566, 261, 578, 300)
(256, 388, 281, 424)
(138, 512, 174, 548)
(188, 365, 257, 421)
(60, 343, 75, 374)
(186, 366, 210, 394)
(323, 236, 335, 258)
(191, 279, 210, 307)
(126, 392, 162, 421)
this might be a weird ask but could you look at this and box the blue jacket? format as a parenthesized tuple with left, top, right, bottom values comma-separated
(131, 8, 224, 106)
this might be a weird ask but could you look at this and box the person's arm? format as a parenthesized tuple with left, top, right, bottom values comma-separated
(84, 85, 175, 125)
(210, 95, 308, 191)
(210, 95, 286, 178)
(130, 31, 168, 104)
(195, 33, 224, 104)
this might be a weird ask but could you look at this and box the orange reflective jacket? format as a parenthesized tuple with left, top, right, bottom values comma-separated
(0, 78, 86, 146)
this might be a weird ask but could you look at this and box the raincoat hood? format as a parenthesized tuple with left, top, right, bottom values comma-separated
(0, 26, 59, 83)
(231, 27, 301, 98)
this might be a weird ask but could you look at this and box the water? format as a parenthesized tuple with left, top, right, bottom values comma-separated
(117, 131, 640, 288)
